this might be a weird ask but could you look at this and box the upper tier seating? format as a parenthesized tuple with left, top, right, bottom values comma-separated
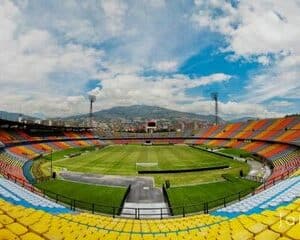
(8, 146, 40, 160)
(0, 130, 18, 143)
(276, 122, 300, 145)
(0, 129, 100, 145)
(196, 116, 300, 145)
(0, 129, 101, 185)
(191, 117, 300, 180)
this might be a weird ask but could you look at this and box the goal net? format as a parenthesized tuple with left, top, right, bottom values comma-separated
(136, 162, 158, 167)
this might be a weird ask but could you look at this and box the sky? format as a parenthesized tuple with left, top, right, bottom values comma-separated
(0, 0, 299, 120)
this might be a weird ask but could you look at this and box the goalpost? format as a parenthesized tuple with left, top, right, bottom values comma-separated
(135, 162, 158, 171)
(136, 162, 158, 167)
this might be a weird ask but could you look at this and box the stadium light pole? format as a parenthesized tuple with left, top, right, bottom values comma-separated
(50, 149, 53, 178)
(88, 95, 96, 128)
(211, 92, 219, 125)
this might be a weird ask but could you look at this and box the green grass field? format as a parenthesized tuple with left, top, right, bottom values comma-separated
(36, 179, 127, 214)
(44, 146, 98, 161)
(218, 148, 253, 158)
(167, 175, 260, 215)
(40, 145, 250, 186)
(33, 144, 262, 215)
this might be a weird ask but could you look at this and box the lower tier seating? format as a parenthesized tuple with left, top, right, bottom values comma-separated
(214, 176, 300, 218)
(272, 150, 300, 167)
(0, 196, 299, 239)
(0, 151, 26, 182)
(0, 173, 299, 239)
(268, 161, 300, 182)
(0, 178, 68, 214)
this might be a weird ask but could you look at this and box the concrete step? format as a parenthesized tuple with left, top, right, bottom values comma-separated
(121, 202, 170, 219)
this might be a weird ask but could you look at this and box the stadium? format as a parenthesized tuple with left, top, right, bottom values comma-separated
(0, 115, 299, 239)
(1, 1, 300, 240)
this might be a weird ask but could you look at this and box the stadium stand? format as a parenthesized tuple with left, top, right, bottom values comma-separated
(0, 130, 17, 143)
(0, 178, 68, 214)
(0, 116, 299, 239)
(0, 120, 103, 188)
(194, 116, 300, 170)
(0, 151, 27, 182)
(214, 175, 300, 218)
(0, 175, 299, 239)
(276, 122, 300, 145)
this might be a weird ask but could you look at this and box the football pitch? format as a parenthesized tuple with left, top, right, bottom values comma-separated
(35, 144, 260, 214)
(40, 144, 250, 186)
(167, 175, 260, 214)
(36, 180, 127, 215)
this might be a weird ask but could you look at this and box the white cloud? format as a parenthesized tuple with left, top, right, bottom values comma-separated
(243, 66, 300, 103)
(0, 0, 296, 120)
(269, 100, 293, 108)
(219, 101, 282, 120)
(0, 0, 104, 116)
(192, 0, 300, 57)
(87, 71, 231, 113)
(100, 0, 128, 36)
(0, 0, 232, 118)
(0, 1, 103, 86)
(257, 56, 270, 66)
(153, 61, 178, 72)
(192, 0, 300, 109)
(174, 99, 282, 120)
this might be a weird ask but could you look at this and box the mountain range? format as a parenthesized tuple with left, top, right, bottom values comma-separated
(0, 111, 38, 122)
(229, 116, 259, 123)
(0, 105, 226, 123)
(63, 105, 224, 123)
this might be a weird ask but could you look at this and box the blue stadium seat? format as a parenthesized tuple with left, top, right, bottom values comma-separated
(214, 175, 300, 218)
(0, 178, 69, 214)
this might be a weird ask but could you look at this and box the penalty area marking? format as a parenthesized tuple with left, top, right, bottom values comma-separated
(136, 162, 158, 171)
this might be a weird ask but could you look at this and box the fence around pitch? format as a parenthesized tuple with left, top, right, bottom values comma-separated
(0, 166, 299, 219)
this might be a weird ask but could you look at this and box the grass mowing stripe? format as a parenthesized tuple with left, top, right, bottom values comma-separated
(35, 179, 127, 214)
(219, 148, 252, 157)
(40, 145, 250, 186)
(35, 145, 260, 215)
(167, 176, 260, 215)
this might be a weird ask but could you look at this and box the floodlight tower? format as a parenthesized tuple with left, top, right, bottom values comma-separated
(88, 95, 96, 127)
(211, 92, 219, 125)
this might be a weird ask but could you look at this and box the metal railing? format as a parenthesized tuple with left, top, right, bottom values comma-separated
(0, 165, 299, 219)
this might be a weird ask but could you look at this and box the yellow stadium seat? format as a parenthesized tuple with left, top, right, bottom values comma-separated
(0, 190, 300, 240)
(285, 224, 300, 240)
(20, 232, 45, 240)
(0, 215, 14, 225)
(0, 229, 20, 240)
(254, 229, 280, 240)
(270, 220, 292, 235)
(6, 222, 28, 236)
